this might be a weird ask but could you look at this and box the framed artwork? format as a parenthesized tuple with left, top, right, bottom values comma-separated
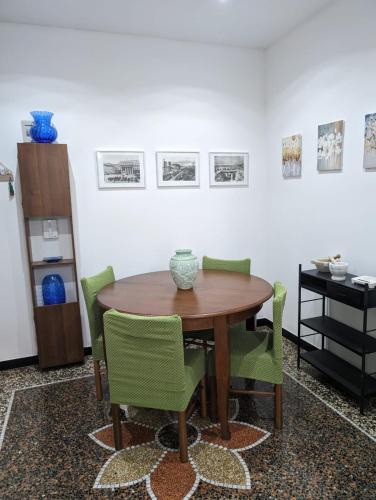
(282, 135, 302, 178)
(156, 151, 200, 187)
(363, 113, 376, 169)
(317, 120, 344, 171)
(209, 152, 248, 186)
(97, 151, 145, 189)
(21, 120, 33, 143)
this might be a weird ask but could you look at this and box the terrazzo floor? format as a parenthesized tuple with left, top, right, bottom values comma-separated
(1, 338, 375, 499)
(283, 339, 376, 440)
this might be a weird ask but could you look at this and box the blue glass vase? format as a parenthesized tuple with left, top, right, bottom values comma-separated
(30, 111, 58, 143)
(42, 274, 66, 305)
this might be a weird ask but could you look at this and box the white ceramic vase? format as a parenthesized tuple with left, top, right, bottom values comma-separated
(169, 249, 199, 290)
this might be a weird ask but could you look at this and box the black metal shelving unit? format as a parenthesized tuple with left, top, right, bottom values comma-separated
(298, 264, 376, 413)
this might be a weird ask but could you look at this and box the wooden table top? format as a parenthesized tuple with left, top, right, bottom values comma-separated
(97, 270, 273, 320)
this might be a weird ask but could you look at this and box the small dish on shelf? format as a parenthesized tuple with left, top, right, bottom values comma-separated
(43, 256, 63, 263)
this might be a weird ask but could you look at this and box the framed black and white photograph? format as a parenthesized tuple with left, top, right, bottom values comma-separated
(97, 151, 145, 189)
(209, 152, 249, 186)
(156, 151, 200, 187)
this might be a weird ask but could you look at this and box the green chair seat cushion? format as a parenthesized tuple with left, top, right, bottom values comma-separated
(208, 327, 283, 385)
(104, 310, 205, 412)
(208, 282, 286, 385)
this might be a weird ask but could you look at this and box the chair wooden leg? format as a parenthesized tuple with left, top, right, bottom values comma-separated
(111, 403, 123, 450)
(209, 376, 218, 422)
(199, 376, 207, 418)
(275, 384, 283, 429)
(93, 360, 103, 401)
(178, 411, 188, 463)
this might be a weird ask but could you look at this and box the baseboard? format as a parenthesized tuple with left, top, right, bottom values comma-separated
(0, 355, 39, 371)
(257, 317, 316, 352)
(0, 346, 93, 371)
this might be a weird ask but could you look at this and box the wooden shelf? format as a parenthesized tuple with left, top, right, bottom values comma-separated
(35, 300, 79, 309)
(301, 350, 376, 398)
(34, 302, 83, 369)
(18, 143, 83, 369)
(301, 316, 376, 354)
(31, 259, 75, 268)
(18, 143, 72, 217)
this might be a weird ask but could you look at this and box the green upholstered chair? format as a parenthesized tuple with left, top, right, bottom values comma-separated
(80, 266, 115, 401)
(184, 256, 252, 350)
(202, 255, 251, 275)
(104, 310, 206, 462)
(209, 282, 287, 429)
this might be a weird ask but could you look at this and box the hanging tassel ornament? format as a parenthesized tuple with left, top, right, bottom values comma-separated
(0, 161, 15, 198)
(8, 178, 15, 197)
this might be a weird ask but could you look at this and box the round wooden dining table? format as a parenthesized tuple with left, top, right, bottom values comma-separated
(97, 269, 273, 440)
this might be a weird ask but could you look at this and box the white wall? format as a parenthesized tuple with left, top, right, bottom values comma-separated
(0, 23, 267, 361)
(265, 0, 376, 368)
(3, 0, 376, 365)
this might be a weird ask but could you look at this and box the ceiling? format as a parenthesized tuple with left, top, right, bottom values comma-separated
(0, 0, 334, 49)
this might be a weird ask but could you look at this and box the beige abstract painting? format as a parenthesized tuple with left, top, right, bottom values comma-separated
(282, 134, 302, 178)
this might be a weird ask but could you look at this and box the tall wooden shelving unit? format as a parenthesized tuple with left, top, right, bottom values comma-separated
(18, 143, 84, 369)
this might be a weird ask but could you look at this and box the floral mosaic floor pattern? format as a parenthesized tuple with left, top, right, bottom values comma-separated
(1, 338, 376, 498)
(89, 400, 270, 498)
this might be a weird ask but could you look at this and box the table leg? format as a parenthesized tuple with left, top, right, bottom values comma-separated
(214, 315, 231, 440)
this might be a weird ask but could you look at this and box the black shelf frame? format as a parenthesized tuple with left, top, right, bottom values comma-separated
(298, 264, 376, 414)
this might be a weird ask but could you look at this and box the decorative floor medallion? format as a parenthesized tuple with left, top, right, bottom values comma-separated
(2, 366, 376, 498)
(89, 399, 270, 498)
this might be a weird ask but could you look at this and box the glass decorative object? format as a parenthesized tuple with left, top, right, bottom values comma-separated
(30, 111, 58, 143)
(169, 249, 199, 290)
(42, 274, 66, 305)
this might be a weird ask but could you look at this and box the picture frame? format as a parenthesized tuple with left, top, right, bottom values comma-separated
(282, 135, 302, 178)
(209, 152, 249, 187)
(21, 120, 33, 143)
(97, 151, 145, 189)
(363, 112, 376, 169)
(317, 120, 344, 171)
(156, 151, 200, 187)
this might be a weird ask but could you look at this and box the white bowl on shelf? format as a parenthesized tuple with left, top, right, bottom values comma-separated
(329, 262, 348, 281)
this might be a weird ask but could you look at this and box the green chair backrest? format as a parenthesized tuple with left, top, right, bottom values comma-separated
(80, 266, 115, 351)
(202, 255, 251, 275)
(272, 281, 287, 359)
(104, 310, 185, 410)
